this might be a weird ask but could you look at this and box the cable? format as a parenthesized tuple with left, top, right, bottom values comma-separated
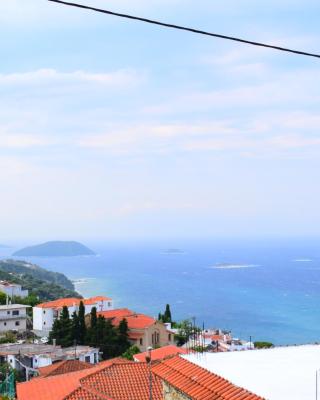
(48, 0, 320, 59)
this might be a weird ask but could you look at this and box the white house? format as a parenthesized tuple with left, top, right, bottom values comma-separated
(0, 343, 100, 378)
(33, 296, 113, 335)
(0, 304, 31, 333)
(0, 281, 28, 299)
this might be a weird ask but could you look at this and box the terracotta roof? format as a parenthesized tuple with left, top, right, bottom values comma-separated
(38, 360, 93, 377)
(99, 309, 156, 330)
(17, 360, 114, 400)
(37, 296, 111, 309)
(134, 345, 188, 362)
(152, 356, 265, 400)
(73, 362, 163, 400)
(83, 296, 112, 305)
(98, 308, 134, 319)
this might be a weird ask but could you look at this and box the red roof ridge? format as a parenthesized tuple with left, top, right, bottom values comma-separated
(152, 356, 265, 400)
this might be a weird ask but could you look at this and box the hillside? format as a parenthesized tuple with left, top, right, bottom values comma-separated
(0, 260, 81, 301)
(13, 241, 95, 257)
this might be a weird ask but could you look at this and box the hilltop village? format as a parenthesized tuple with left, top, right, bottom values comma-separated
(0, 279, 318, 399)
(0, 278, 264, 400)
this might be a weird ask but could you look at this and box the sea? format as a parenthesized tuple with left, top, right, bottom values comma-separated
(1, 237, 320, 346)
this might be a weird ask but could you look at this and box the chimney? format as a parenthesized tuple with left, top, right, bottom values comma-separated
(53, 339, 56, 348)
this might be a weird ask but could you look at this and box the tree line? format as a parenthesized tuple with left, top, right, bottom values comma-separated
(49, 302, 131, 359)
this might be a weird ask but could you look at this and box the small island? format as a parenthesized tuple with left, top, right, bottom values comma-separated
(12, 241, 95, 257)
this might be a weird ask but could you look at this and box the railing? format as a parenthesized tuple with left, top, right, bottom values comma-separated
(0, 372, 15, 399)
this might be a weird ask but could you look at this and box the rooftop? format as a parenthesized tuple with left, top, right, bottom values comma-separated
(0, 343, 97, 359)
(38, 360, 93, 377)
(17, 359, 162, 400)
(152, 355, 264, 400)
(99, 309, 157, 330)
(184, 345, 320, 400)
(134, 345, 188, 362)
(0, 304, 31, 310)
(36, 296, 112, 309)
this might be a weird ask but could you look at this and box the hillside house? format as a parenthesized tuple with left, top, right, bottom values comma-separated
(98, 308, 175, 352)
(0, 281, 28, 299)
(0, 304, 30, 333)
(33, 296, 113, 335)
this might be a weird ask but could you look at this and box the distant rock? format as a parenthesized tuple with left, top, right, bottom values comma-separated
(12, 241, 95, 257)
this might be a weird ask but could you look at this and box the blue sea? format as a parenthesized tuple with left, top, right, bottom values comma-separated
(2, 237, 320, 346)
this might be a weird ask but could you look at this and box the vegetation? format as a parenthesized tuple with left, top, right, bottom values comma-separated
(158, 304, 172, 323)
(49, 303, 131, 359)
(0, 260, 81, 303)
(122, 345, 141, 361)
(0, 259, 75, 290)
(0, 333, 16, 345)
(254, 341, 274, 349)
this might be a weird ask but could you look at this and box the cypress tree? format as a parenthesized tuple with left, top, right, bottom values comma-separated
(117, 318, 130, 355)
(164, 304, 172, 323)
(86, 307, 98, 347)
(78, 301, 86, 345)
(71, 311, 80, 344)
(49, 317, 62, 344)
(59, 306, 73, 347)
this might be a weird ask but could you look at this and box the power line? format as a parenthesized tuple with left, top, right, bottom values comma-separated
(48, 0, 320, 59)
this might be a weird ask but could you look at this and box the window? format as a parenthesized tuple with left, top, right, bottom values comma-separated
(168, 334, 171, 341)
(43, 322, 46, 325)
(4, 322, 6, 326)
(12, 310, 19, 316)
(43, 310, 46, 314)
(15, 321, 20, 326)
(108, 302, 111, 307)
(140, 338, 143, 345)
(85, 356, 91, 363)
(7, 311, 10, 315)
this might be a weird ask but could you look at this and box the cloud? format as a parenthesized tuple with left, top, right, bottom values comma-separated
(0, 133, 55, 149)
(0, 68, 143, 88)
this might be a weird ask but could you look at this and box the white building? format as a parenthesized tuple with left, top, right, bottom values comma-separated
(0, 281, 28, 299)
(184, 345, 320, 400)
(0, 343, 99, 377)
(0, 304, 31, 332)
(33, 296, 113, 335)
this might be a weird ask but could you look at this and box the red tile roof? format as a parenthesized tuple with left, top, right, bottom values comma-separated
(99, 309, 156, 330)
(134, 345, 188, 363)
(98, 308, 134, 319)
(74, 362, 162, 400)
(38, 360, 93, 378)
(37, 296, 111, 309)
(152, 356, 265, 400)
(17, 360, 114, 400)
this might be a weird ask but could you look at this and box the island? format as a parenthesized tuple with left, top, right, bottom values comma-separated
(12, 241, 95, 257)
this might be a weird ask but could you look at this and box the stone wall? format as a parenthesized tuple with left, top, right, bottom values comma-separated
(163, 382, 191, 400)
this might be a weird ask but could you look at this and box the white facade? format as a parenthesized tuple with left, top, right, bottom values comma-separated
(0, 304, 30, 332)
(0, 282, 28, 299)
(33, 296, 114, 334)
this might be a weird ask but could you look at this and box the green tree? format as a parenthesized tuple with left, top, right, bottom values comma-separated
(71, 311, 80, 344)
(163, 304, 172, 323)
(0, 292, 7, 305)
(86, 307, 98, 347)
(116, 318, 130, 355)
(122, 345, 141, 361)
(49, 317, 62, 345)
(49, 306, 73, 347)
(78, 301, 86, 345)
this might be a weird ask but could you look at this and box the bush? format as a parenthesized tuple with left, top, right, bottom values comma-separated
(254, 341, 274, 349)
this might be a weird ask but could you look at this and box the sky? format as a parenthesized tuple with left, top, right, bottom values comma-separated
(0, 0, 320, 242)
